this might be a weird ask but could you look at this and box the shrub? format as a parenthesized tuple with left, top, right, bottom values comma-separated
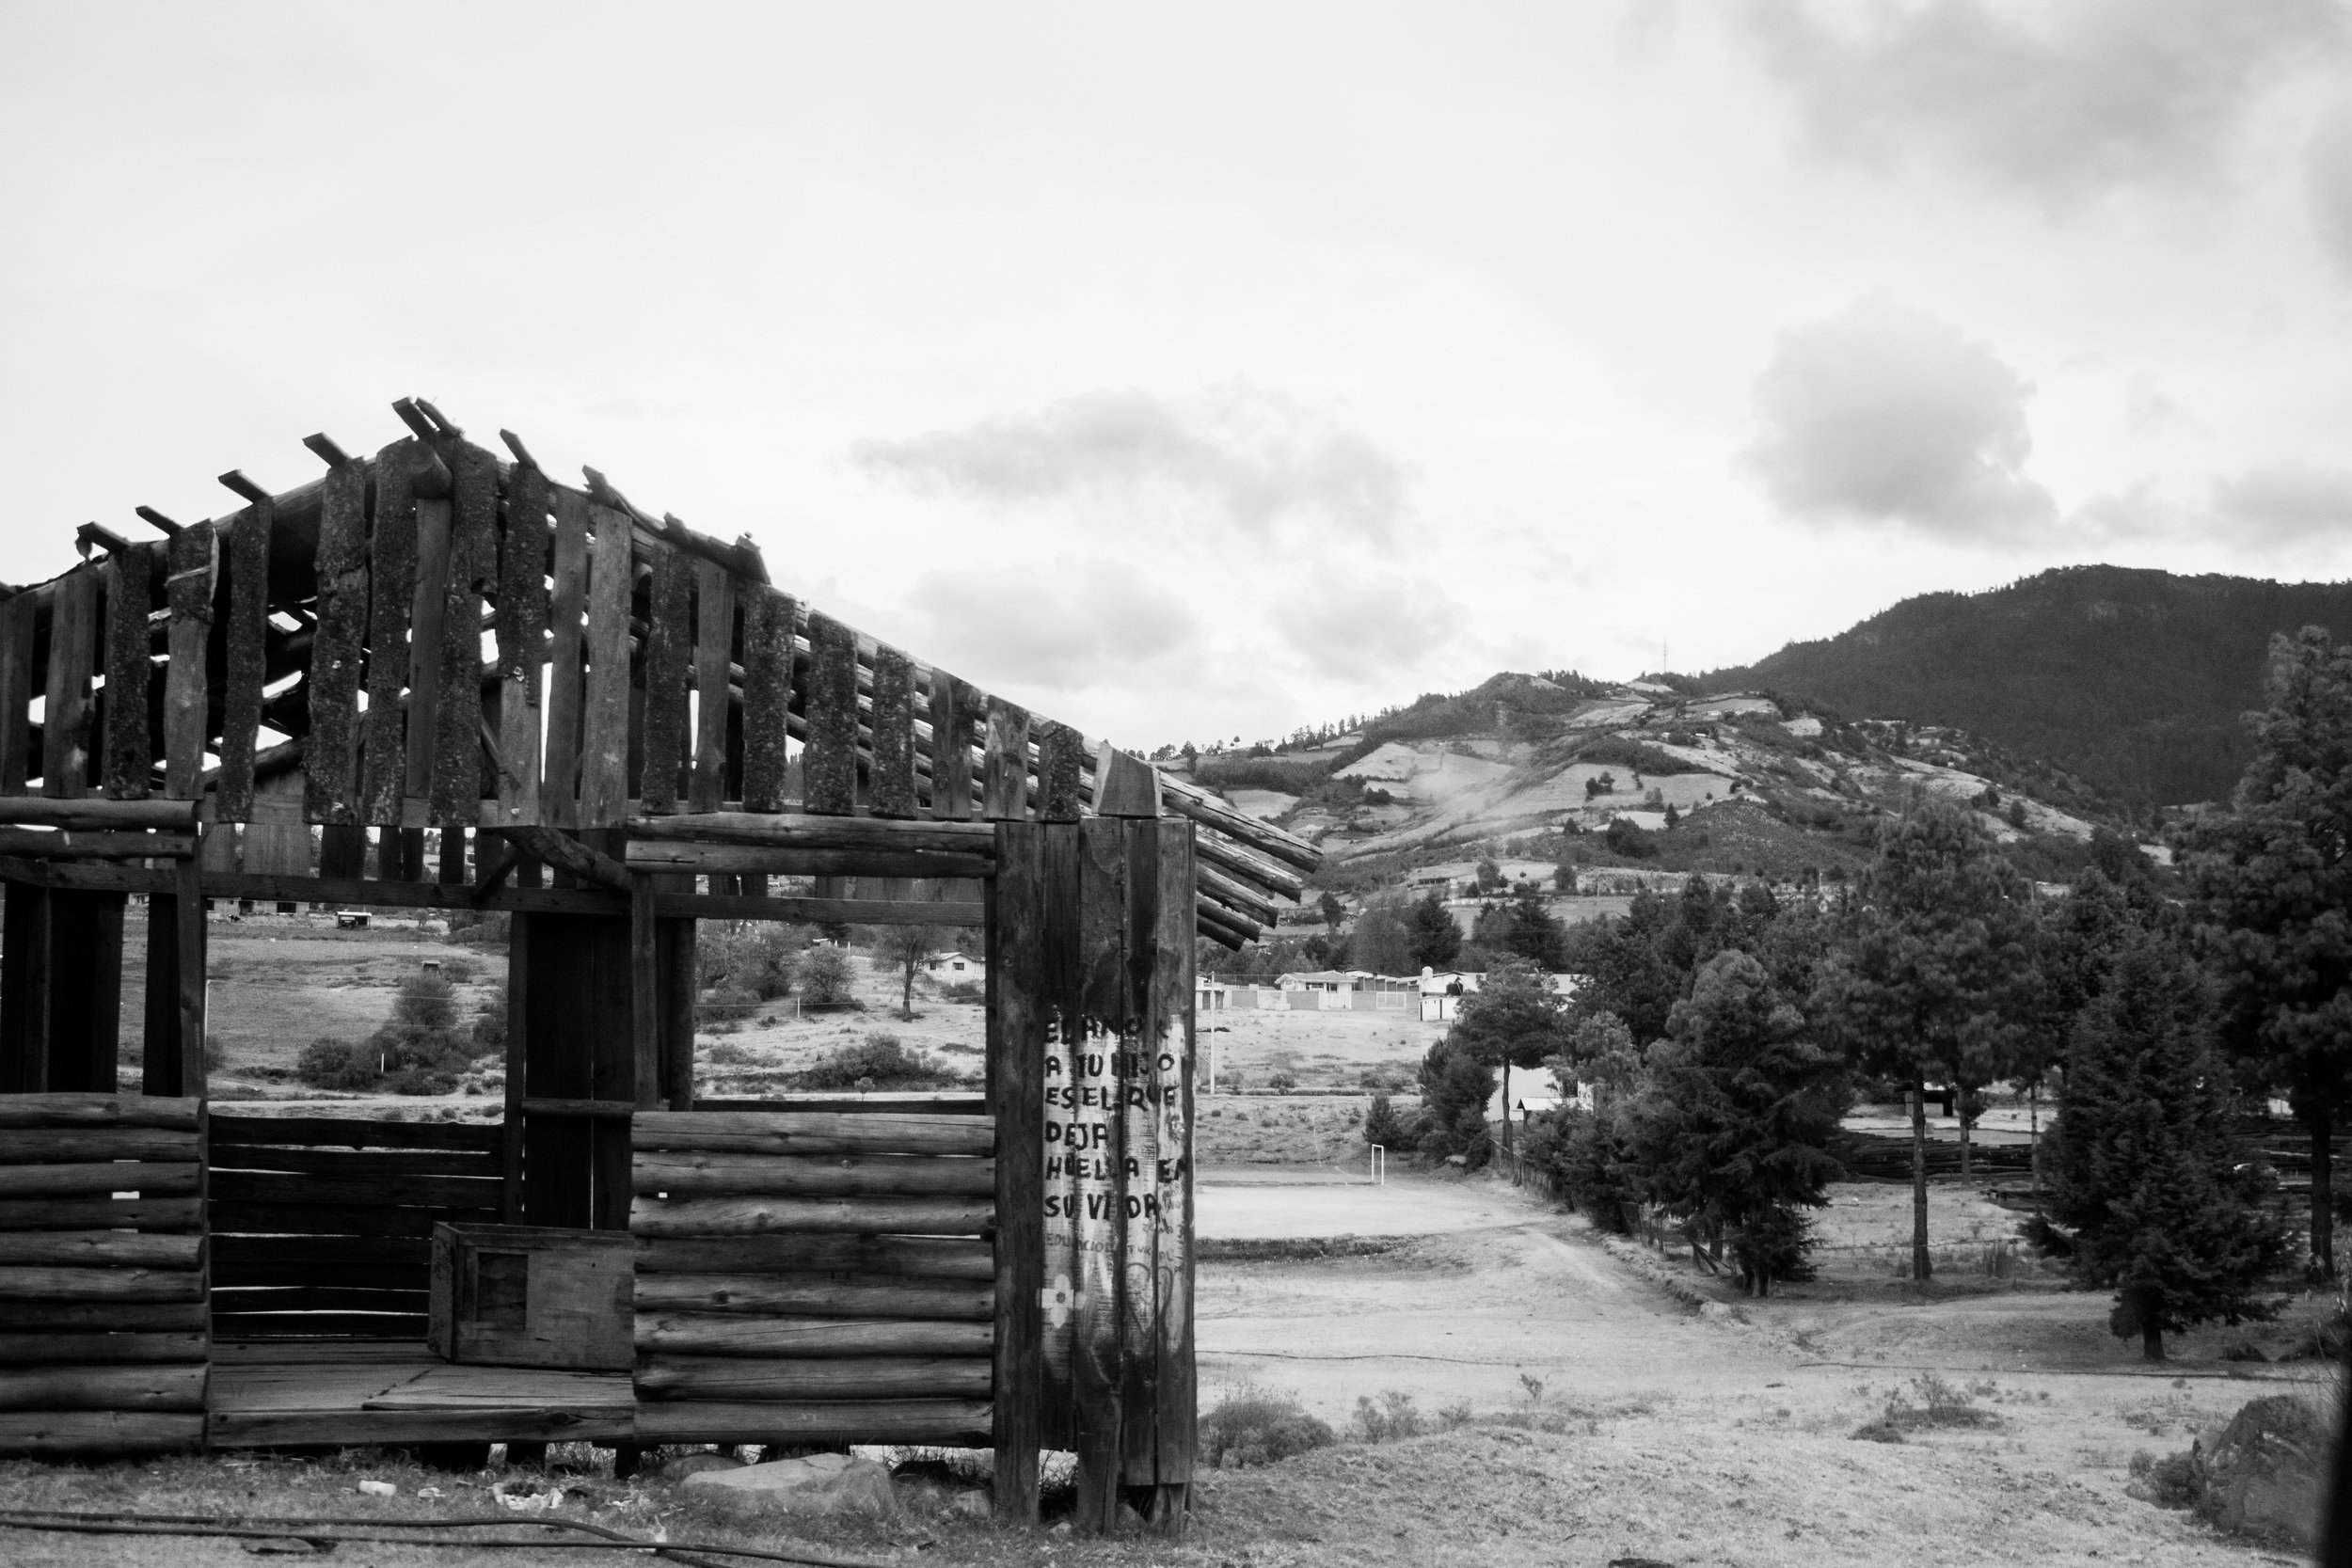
(471, 986, 507, 1053)
(1413, 1037, 1493, 1166)
(393, 972, 458, 1034)
(1363, 1094, 1408, 1148)
(449, 912, 510, 948)
(2130, 1449, 2202, 1510)
(1352, 1390, 1426, 1442)
(1265, 1071, 1298, 1093)
(1199, 1384, 1336, 1469)
(295, 1037, 379, 1091)
(788, 1032, 964, 1091)
(800, 946, 859, 1008)
(939, 979, 984, 1004)
(698, 986, 760, 1028)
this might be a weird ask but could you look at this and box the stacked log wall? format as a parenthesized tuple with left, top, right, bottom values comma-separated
(0, 1093, 208, 1457)
(629, 1109, 995, 1447)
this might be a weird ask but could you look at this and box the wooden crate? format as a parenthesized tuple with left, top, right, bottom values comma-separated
(427, 1223, 633, 1371)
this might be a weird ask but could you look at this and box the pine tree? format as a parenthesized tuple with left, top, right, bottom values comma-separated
(1618, 951, 1845, 1294)
(1407, 891, 1462, 973)
(2181, 626, 2352, 1278)
(1813, 799, 2038, 1279)
(2046, 936, 2283, 1359)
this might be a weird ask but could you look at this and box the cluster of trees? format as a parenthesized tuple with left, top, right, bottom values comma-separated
(296, 966, 502, 1094)
(1439, 626, 2352, 1348)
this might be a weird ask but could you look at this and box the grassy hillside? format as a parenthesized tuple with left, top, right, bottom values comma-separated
(1706, 564, 2352, 807)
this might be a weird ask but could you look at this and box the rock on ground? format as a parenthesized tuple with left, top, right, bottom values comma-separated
(2194, 1392, 2327, 1549)
(681, 1451, 900, 1519)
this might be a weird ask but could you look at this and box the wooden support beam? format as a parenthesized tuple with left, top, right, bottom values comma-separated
(0, 590, 35, 795)
(495, 461, 551, 829)
(990, 819, 1051, 1523)
(623, 842, 993, 880)
(631, 875, 659, 1112)
(929, 669, 972, 821)
(504, 824, 629, 892)
(429, 440, 498, 827)
(626, 812, 993, 855)
(99, 544, 155, 800)
(579, 505, 634, 827)
(304, 454, 367, 824)
(983, 699, 1029, 821)
(173, 846, 205, 1098)
(0, 830, 194, 860)
(40, 567, 98, 798)
(739, 587, 795, 813)
(361, 438, 419, 827)
(690, 561, 734, 815)
(638, 546, 691, 816)
(803, 612, 860, 815)
(217, 497, 273, 819)
(869, 645, 917, 818)
(0, 799, 199, 829)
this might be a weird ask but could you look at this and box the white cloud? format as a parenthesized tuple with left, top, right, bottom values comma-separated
(1744, 295, 2056, 543)
(1745, 0, 2344, 207)
(905, 562, 1199, 695)
(851, 385, 1408, 544)
(2307, 95, 2352, 276)
(1277, 567, 1465, 682)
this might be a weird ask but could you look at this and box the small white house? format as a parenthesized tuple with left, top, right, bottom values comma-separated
(924, 951, 984, 978)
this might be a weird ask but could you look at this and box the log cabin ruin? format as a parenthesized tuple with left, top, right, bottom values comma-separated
(0, 397, 1320, 1532)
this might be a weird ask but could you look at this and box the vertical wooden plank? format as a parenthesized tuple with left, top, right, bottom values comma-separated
(542, 487, 591, 830)
(1037, 721, 1085, 823)
(0, 591, 36, 795)
(630, 876, 660, 1110)
(869, 645, 917, 819)
(690, 563, 735, 815)
(217, 499, 273, 819)
(1071, 816, 1128, 1531)
(991, 821, 1048, 1524)
(802, 613, 859, 816)
(405, 484, 454, 831)
(983, 698, 1031, 821)
(739, 587, 796, 813)
(929, 670, 972, 821)
(42, 567, 99, 798)
(1118, 820, 1163, 1488)
(162, 524, 216, 802)
(306, 459, 370, 823)
(1035, 817, 1085, 1453)
(637, 548, 691, 816)
(578, 507, 634, 828)
(501, 904, 530, 1224)
(0, 884, 51, 1092)
(660, 916, 695, 1110)
(175, 843, 206, 1098)
(101, 543, 156, 800)
(141, 887, 180, 1097)
(1150, 819, 1198, 1514)
(429, 444, 494, 826)
(361, 438, 420, 827)
(496, 463, 551, 830)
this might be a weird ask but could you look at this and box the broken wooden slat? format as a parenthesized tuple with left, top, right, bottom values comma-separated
(637, 547, 691, 816)
(1036, 721, 1084, 823)
(579, 504, 635, 827)
(690, 561, 735, 815)
(100, 544, 156, 800)
(495, 460, 550, 829)
(0, 591, 35, 795)
(930, 671, 973, 821)
(41, 568, 100, 800)
(982, 698, 1029, 821)
(541, 485, 591, 830)
(429, 441, 496, 826)
(216, 499, 274, 820)
(159, 524, 215, 802)
(869, 645, 916, 819)
(739, 586, 795, 814)
(1093, 745, 1161, 819)
(303, 456, 368, 825)
(360, 438, 420, 827)
(802, 612, 859, 816)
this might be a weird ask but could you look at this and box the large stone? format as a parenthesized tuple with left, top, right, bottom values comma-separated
(681, 1451, 900, 1520)
(660, 1451, 743, 1481)
(2194, 1394, 2327, 1550)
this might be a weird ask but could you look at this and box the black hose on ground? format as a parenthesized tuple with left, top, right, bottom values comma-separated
(0, 1508, 890, 1568)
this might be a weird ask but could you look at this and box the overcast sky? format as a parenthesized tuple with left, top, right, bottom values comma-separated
(5, 1, 2351, 752)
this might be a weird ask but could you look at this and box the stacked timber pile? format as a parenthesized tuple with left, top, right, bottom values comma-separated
(630, 1110, 995, 1446)
(208, 1114, 502, 1339)
(0, 1093, 207, 1456)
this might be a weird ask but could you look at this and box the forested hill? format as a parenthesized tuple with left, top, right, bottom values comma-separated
(1705, 565, 2352, 808)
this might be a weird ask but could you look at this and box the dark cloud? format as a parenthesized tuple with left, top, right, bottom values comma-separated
(2213, 462, 2352, 542)
(1744, 0, 2343, 206)
(1745, 295, 2056, 543)
(851, 386, 1406, 543)
(905, 562, 1198, 694)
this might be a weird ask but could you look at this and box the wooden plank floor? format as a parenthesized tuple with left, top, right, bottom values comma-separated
(208, 1340, 635, 1447)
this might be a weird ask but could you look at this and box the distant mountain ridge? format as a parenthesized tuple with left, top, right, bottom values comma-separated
(1704, 565, 2352, 808)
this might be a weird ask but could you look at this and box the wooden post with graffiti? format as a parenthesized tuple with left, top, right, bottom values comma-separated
(991, 800, 1196, 1534)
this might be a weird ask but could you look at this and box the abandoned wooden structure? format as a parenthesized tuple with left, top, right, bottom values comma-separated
(0, 398, 1319, 1532)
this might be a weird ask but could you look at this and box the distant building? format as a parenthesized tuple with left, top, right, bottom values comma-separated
(924, 951, 984, 978)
